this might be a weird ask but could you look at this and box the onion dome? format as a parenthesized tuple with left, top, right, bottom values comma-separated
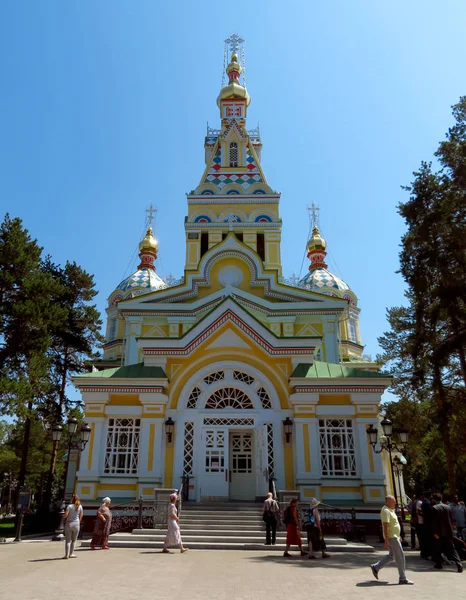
(299, 225, 351, 294)
(217, 53, 251, 107)
(307, 226, 327, 252)
(109, 227, 166, 304)
(139, 227, 158, 253)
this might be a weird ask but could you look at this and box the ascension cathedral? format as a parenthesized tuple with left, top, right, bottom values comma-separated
(73, 36, 390, 519)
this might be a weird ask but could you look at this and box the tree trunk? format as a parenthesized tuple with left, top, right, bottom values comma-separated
(15, 401, 33, 528)
(41, 439, 59, 514)
(433, 363, 457, 494)
(41, 347, 69, 513)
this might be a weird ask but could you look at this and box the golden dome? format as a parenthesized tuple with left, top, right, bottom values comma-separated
(217, 55, 251, 107)
(307, 226, 327, 251)
(139, 227, 158, 253)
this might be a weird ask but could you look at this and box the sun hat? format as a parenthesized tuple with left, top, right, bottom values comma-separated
(170, 493, 178, 501)
(309, 497, 321, 508)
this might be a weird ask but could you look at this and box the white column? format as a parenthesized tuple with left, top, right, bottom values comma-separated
(124, 316, 143, 365)
(308, 418, 322, 478)
(355, 417, 383, 483)
(323, 320, 339, 363)
(78, 417, 105, 477)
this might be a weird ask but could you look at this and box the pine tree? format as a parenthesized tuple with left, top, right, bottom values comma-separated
(379, 98, 466, 494)
(0, 215, 66, 502)
(40, 259, 104, 511)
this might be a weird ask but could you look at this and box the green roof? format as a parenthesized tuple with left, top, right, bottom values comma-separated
(291, 361, 389, 379)
(75, 363, 167, 380)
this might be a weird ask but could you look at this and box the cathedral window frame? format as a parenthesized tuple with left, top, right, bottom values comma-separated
(348, 318, 358, 343)
(177, 364, 280, 411)
(319, 419, 357, 478)
(104, 418, 141, 475)
(205, 387, 254, 410)
(229, 141, 239, 167)
(107, 318, 117, 341)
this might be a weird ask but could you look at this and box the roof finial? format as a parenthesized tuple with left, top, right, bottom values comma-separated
(222, 33, 246, 87)
(225, 33, 245, 56)
(308, 202, 320, 229)
(145, 203, 157, 228)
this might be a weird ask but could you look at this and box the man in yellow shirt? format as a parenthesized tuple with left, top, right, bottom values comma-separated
(370, 495, 414, 585)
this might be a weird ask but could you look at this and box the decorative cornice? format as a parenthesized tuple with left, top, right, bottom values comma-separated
(235, 296, 344, 316)
(188, 197, 280, 205)
(185, 222, 282, 229)
(340, 340, 364, 350)
(80, 386, 165, 393)
(294, 386, 386, 393)
(120, 298, 222, 317)
(143, 309, 316, 357)
(103, 339, 123, 349)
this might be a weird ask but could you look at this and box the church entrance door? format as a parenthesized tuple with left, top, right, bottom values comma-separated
(229, 431, 255, 501)
(200, 428, 229, 500)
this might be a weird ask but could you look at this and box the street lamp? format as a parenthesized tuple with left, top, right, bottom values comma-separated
(366, 418, 409, 519)
(52, 419, 91, 541)
(392, 456, 406, 514)
(52, 424, 63, 442)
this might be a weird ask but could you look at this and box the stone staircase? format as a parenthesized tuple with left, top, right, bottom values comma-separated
(81, 502, 374, 552)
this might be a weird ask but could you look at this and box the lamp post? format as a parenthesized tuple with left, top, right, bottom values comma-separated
(52, 418, 91, 541)
(366, 418, 409, 519)
(392, 456, 407, 518)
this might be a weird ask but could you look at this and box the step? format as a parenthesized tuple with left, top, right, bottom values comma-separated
(175, 516, 262, 527)
(112, 533, 349, 545)
(182, 503, 260, 509)
(178, 513, 262, 520)
(81, 537, 374, 552)
(130, 529, 348, 544)
(179, 510, 262, 517)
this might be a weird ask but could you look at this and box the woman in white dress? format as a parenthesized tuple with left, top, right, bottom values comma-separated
(162, 493, 188, 554)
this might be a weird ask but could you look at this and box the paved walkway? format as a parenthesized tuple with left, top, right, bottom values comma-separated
(0, 541, 463, 600)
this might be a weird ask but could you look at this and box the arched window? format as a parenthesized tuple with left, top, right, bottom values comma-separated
(348, 318, 358, 342)
(108, 318, 117, 341)
(205, 388, 254, 410)
(229, 142, 238, 167)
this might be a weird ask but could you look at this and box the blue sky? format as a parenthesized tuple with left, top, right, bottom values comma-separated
(1, 1, 465, 404)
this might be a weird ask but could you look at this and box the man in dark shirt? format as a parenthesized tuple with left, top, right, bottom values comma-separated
(431, 493, 463, 573)
(420, 491, 433, 559)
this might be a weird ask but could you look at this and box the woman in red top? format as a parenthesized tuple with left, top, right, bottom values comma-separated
(283, 498, 305, 557)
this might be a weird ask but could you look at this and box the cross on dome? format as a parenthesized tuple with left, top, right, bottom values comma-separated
(145, 203, 158, 227)
(225, 33, 245, 55)
(308, 202, 320, 229)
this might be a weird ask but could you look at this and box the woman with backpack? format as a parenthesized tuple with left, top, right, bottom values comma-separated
(304, 498, 330, 559)
(262, 492, 280, 545)
(283, 498, 306, 557)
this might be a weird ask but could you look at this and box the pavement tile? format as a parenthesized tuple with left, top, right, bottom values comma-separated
(0, 541, 464, 600)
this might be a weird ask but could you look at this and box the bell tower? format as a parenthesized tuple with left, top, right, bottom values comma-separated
(185, 34, 282, 276)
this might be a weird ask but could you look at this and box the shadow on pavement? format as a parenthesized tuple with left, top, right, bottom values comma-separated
(245, 551, 459, 575)
(355, 581, 391, 587)
(28, 558, 64, 562)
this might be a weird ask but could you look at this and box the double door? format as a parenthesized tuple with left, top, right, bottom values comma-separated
(201, 429, 255, 500)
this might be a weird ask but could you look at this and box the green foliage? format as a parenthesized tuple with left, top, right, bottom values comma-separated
(378, 97, 466, 496)
(0, 214, 103, 508)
